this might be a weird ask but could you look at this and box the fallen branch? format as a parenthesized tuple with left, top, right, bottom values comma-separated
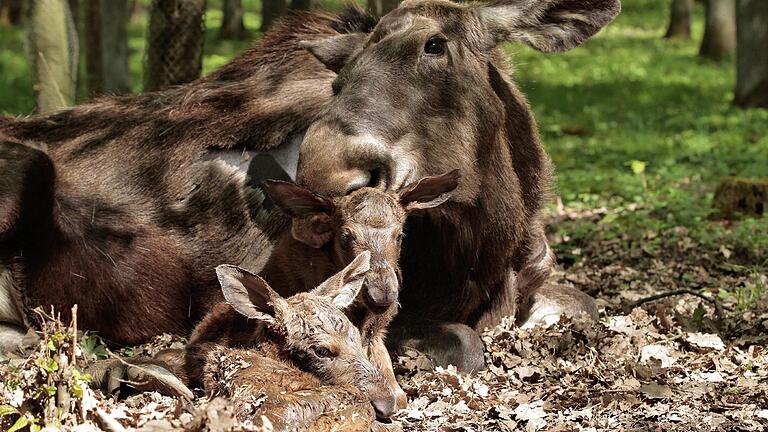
(622, 289, 729, 321)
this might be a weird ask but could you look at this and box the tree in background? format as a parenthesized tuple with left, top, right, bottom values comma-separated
(144, 0, 207, 92)
(665, 0, 693, 39)
(0, 0, 23, 25)
(27, 0, 78, 113)
(699, 0, 735, 62)
(261, 0, 316, 32)
(85, 0, 131, 96)
(370, 0, 399, 17)
(220, 0, 249, 40)
(734, 0, 768, 108)
(261, 0, 287, 32)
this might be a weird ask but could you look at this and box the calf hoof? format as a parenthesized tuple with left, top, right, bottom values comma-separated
(520, 284, 598, 329)
(84, 358, 193, 400)
(390, 321, 485, 373)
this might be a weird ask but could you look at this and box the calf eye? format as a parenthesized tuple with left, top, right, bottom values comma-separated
(424, 37, 446, 55)
(314, 346, 334, 358)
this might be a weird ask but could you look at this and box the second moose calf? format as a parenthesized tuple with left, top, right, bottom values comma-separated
(199, 253, 397, 430)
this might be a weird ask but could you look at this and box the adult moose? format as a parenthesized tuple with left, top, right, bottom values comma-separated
(295, 0, 618, 369)
(0, 0, 619, 374)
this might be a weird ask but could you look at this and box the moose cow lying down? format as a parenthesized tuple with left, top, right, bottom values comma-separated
(0, 0, 619, 375)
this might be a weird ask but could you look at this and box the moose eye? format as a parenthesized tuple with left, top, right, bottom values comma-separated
(424, 37, 446, 55)
(396, 233, 405, 243)
(314, 346, 334, 358)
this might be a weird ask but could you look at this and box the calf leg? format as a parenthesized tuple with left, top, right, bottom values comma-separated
(387, 317, 485, 373)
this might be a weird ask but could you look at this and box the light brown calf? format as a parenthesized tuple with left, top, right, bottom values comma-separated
(258, 170, 460, 411)
(196, 252, 398, 429)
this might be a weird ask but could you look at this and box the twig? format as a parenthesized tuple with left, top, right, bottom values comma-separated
(623, 289, 729, 320)
(95, 408, 127, 432)
(71, 304, 78, 362)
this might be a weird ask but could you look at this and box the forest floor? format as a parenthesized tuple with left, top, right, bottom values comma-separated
(1, 225, 766, 431)
(1, 0, 767, 430)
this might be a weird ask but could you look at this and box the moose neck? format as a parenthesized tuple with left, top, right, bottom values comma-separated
(398, 57, 553, 326)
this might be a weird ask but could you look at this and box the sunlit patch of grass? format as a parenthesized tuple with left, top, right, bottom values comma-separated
(507, 0, 768, 270)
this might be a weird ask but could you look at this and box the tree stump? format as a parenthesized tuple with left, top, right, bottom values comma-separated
(713, 177, 768, 218)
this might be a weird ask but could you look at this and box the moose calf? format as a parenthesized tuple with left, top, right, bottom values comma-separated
(195, 252, 397, 430)
(259, 170, 460, 411)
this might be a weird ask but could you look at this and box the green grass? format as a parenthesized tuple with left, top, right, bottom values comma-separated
(0, 0, 766, 266)
(507, 0, 768, 266)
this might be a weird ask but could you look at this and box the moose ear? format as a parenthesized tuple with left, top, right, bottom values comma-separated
(399, 170, 460, 212)
(216, 264, 285, 324)
(474, 0, 621, 53)
(312, 251, 370, 309)
(299, 33, 367, 73)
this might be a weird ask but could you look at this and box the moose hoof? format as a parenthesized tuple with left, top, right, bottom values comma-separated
(84, 358, 193, 400)
(392, 321, 485, 373)
(520, 284, 599, 329)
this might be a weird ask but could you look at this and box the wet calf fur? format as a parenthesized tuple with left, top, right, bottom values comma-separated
(192, 252, 398, 426)
(259, 170, 460, 410)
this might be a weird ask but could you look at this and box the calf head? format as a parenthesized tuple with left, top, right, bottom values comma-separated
(215, 252, 398, 417)
(297, 0, 621, 198)
(262, 170, 460, 309)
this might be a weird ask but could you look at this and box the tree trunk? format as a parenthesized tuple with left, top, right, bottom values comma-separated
(68, 0, 78, 23)
(27, 0, 79, 113)
(261, 0, 288, 31)
(220, 0, 248, 40)
(85, 0, 130, 95)
(734, 0, 768, 108)
(290, 0, 311, 10)
(699, 0, 736, 61)
(144, 0, 207, 92)
(665, 0, 694, 40)
(370, 0, 400, 17)
(0, 0, 24, 25)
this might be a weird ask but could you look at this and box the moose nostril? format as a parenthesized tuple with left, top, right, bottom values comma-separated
(343, 172, 372, 194)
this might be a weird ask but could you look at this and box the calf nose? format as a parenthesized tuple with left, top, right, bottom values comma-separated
(371, 396, 397, 419)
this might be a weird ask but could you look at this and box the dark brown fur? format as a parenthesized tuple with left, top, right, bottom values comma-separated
(0, 9, 370, 346)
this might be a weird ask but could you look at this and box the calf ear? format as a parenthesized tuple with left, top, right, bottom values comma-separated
(262, 180, 332, 218)
(262, 180, 335, 248)
(299, 33, 367, 73)
(474, 0, 621, 53)
(312, 251, 370, 309)
(399, 170, 460, 212)
(216, 264, 286, 325)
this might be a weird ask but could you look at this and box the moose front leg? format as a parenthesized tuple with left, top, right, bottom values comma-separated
(474, 267, 598, 331)
(368, 336, 407, 411)
(386, 317, 485, 373)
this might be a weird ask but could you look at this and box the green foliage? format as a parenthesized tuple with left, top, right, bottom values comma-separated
(80, 334, 109, 360)
(510, 0, 768, 271)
